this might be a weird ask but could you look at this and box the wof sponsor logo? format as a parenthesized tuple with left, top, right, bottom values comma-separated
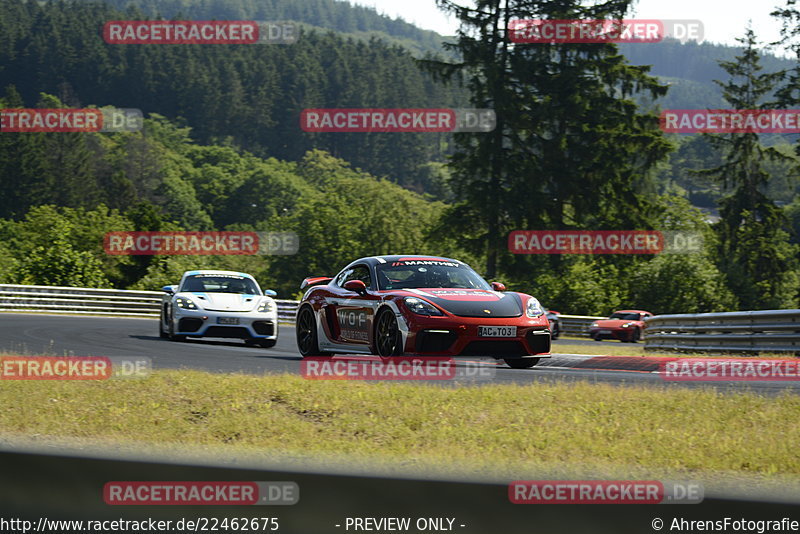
(337, 308, 370, 343)
(103, 21, 297, 45)
(0, 356, 151, 380)
(661, 358, 800, 381)
(508, 230, 703, 255)
(103, 481, 298, 505)
(104, 231, 298, 256)
(509, 480, 703, 504)
(300, 109, 495, 133)
(300, 356, 496, 381)
(509, 19, 703, 44)
(1, 108, 142, 133)
(661, 109, 800, 134)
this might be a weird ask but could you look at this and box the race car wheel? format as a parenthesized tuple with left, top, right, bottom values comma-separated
(296, 306, 323, 356)
(628, 328, 641, 343)
(159, 312, 168, 339)
(167, 314, 185, 342)
(375, 309, 402, 358)
(505, 357, 540, 369)
(550, 322, 560, 340)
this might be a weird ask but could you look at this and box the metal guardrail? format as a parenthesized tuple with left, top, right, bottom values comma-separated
(4, 284, 800, 352)
(645, 309, 800, 353)
(555, 314, 605, 337)
(0, 284, 599, 333)
(0, 284, 299, 322)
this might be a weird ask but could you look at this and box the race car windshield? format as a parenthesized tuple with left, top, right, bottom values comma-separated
(376, 262, 491, 290)
(609, 312, 641, 320)
(181, 275, 260, 294)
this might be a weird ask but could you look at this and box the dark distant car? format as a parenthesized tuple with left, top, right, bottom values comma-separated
(546, 310, 561, 339)
(589, 310, 653, 343)
(295, 255, 551, 369)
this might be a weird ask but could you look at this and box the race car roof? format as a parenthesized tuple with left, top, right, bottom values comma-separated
(182, 270, 255, 278)
(355, 255, 463, 266)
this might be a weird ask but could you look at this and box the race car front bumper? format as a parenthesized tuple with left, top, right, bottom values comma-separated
(172, 308, 278, 340)
(400, 312, 551, 359)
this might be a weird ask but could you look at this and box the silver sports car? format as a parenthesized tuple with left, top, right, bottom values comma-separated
(159, 270, 279, 347)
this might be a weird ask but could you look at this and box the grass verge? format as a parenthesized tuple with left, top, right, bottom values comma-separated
(555, 337, 796, 358)
(0, 369, 797, 490)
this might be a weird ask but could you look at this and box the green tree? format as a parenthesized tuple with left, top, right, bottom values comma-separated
(424, 0, 672, 279)
(696, 28, 798, 309)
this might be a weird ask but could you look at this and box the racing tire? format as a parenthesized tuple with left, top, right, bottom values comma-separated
(167, 314, 185, 342)
(627, 328, 641, 343)
(296, 306, 324, 357)
(159, 313, 168, 339)
(592, 334, 602, 342)
(374, 308, 403, 358)
(504, 357, 540, 369)
(550, 322, 560, 340)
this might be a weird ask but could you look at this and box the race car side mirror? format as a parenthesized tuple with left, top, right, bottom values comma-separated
(491, 282, 506, 292)
(343, 280, 368, 295)
(263, 289, 277, 297)
(162, 285, 177, 294)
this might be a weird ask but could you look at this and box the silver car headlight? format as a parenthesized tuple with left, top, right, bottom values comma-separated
(525, 297, 544, 318)
(176, 297, 197, 310)
(257, 298, 275, 313)
(404, 297, 443, 316)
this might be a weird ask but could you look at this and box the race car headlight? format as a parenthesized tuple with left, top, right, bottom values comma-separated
(590, 321, 599, 328)
(175, 297, 197, 310)
(403, 297, 443, 316)
(525, 297, 545, 318)
(621, 322, 634, 328)
(257, 298, 275, 313)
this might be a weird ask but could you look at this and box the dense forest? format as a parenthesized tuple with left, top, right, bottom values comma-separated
(0, 0, 798, 314)
(0, 0, 466, 194)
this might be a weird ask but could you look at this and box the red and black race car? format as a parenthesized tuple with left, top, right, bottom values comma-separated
(589, 309, 653, 342)
(295, 255, 551, 369)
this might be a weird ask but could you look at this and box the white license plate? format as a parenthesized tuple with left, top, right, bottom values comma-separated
(478, 326, 517, 337)
(217, 317, 239, 325)
(597, 330, 611, 334)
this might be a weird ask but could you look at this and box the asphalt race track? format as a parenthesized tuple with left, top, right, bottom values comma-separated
(1, 313, 797, 394)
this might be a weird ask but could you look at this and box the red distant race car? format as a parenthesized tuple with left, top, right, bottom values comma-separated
(295, 255, 551, 369)
(589, 310, 653, 343)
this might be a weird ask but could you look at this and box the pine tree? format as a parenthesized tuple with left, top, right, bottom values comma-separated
(422, 0, 672, 277)
(696, 28, 798, 308)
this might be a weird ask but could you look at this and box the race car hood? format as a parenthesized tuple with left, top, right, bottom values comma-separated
(593, 319, 641, 329)
(180, 292, 260, 312)
(402, 288, 523, 318)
